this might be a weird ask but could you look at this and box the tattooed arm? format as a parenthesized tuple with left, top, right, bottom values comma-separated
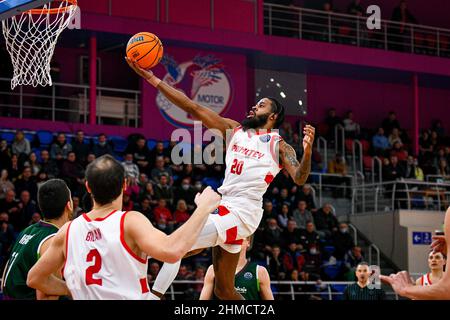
(279, 125, 315, 186)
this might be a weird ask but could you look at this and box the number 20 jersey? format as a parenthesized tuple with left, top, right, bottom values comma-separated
(63, 210, 151, 300)
(218, 126, 283, 231)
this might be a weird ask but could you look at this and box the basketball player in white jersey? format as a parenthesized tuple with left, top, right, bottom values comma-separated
(126, 57, 315, 300)
(27, 155, 222, 299)
(415, 251, 445, 286)
(381, 207, 450, 299)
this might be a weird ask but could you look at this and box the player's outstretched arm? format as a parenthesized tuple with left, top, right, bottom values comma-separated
(125, 57, 239, 137)
(199, 265, 215, 300)
(280, 125, 315, 186)
(258, 266, 274, 300)
(127, 187, 221, 263)
(380, 207, 450, 300)
(27, 223, 71, 297)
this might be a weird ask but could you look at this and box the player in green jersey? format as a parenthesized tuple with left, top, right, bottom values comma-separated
(1, 179, 73, 299)
(200, 236, 274, 300)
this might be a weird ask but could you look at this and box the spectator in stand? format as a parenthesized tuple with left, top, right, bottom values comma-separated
(283, 242, 305, 274)
(332, 223, 354, 260)
(430, 131, 440, 152)
(72, 196, 83, 218)
(436, 159, 450, 178)
(372, 127, 390, 156)
(271, 169, 295, 197)
(277, 188, 293, 210)
(150, 141, 169, 166)
(0, 170, 14, 200)
(154, 174, 174, 205)
(263, 218, 283, 255)
(292, 200, 313, 230)
(86, 153, 96, 166)
(390, 0, 418, 47)
(260, 201, 277, 229)
(325, 108, 342, 143)
(0, 140, 12, 172)
(347, 0, 363, 15)
(344, 246, 364, 279)
(382, 111, 401, 136)
(39, 150, 59, 179)
(71, 130, 91, 165)
(314, 204, 338, 239)
(151, 156, 173, 184)
(60, 152, 85, 196)
(404, 156, 419, 180)
(382, 155, 405, 181)
(192, 266, 206, 298)
(180, 164, 194, 182)
(0, 190, 19, 222)
(153, 198, 175, 233)
(281, 220, 303, 250)
(302, 244, 322, 277)
(125, 136, 151, 175)
(268, 245, 286, 280)
(388, 128, 403, 147)
(343, 262, 385, 300)
(122, 153, 140, 183)
(15, 190, 38, 232)
(173, 264, 194, 299)
(36, 171, 49, 190)
(8, 154, 21, 182)
(299, 221, 321, 253)
(173, 199, 190, 228)
(50, 132, 72, 161)
(136, 197, 153, 224)
(0, 212, 15, 262)
(11, 130, 31, 164)
(434, 148, 447, 168)
(391, 141, 408, 162)
(278, 203, 291, 229)
(148, 260, 161, 282)
(295, 184, 317, 212)
(343, 111, 360, 139)
(432, 120, 445, 138)
(174, 178, 196, 211)
(419, 130, 433, 161)
(139, 181, 158, 207)
(14, 167, 37, 201)
(29, 212, 42, 225)
(92, 133, 113, 158)
(291, 133, 303, 159)
(24, 152, 40, 176)
(122, 190, 134, 212)
(327, 153, 351, 198)
(279, 122, 293, 144)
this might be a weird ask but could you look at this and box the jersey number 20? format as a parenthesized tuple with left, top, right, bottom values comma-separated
(230, 159, 244, 175)
(86, 249, 102, 286)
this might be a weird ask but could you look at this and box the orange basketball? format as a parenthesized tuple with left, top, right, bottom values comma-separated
(126, 32, 163, 70)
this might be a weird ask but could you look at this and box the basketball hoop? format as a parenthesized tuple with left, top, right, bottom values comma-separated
(2, 0, 78, 89)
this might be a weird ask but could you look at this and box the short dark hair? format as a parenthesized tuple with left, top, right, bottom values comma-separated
(85, 155, 125, 205)
(38, 179, 71, 220)
(267, 97, 285, 128)
(357, 261, 369, 268)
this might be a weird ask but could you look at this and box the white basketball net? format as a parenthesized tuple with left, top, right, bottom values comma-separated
(1, 1, 77, 89)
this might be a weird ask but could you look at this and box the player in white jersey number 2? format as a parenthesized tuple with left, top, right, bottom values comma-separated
(27, 155, 222, 300)
(127, 58, 316, 300)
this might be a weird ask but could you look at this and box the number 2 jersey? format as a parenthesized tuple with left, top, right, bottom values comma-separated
(63, 210, 151, 300)
(218, 126, 283, 231)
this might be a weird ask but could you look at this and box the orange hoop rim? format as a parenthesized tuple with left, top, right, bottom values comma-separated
(27, 0, 77, 15)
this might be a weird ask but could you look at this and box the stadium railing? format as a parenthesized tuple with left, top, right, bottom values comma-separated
(0, 77, 141, 127)
(264, 3, 450, 59)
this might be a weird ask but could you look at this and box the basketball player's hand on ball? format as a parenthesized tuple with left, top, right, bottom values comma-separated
(302, 125, 315, 153)
(431, 235, 447, 255)
(125, 57, 154, 80)
(380, 271, 414, 297)
(195, 186, 221, 213)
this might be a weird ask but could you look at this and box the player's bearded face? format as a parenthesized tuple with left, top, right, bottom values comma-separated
(241, 109, 271, 130)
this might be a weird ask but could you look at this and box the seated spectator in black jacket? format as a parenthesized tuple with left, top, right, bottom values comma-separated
(151, 156, 173, 184)
(313, 204, 338, 239)
(382, 111, 401, 136)
(150, 141, 169, 166)
(39, 150, 59, 179)
(331, 223, 354, 260)
(295, 184, 317, 212)
(136, 197, 154, 224)
(154, 174, 174, 206)
(300, 221, 321, 253)
(281, 220, 303, 250)
(263, 218, 283, 255)
(125, 137, 151, 175)
(302, 244, 322, 278)
(277, 203, 291, 229)
(173, 178, 196, 211)
(259, 201, 277, 229)
(343, 246, 364, 280)
(270, 169, 295, 197)
(92, 134, 113, 158)
(14, 167, 37, 201)
(382, 155, 405, 181)
(71, 130, 91, 165)
(50, 132, 72, 161)
(60, 152, 85, 196)
(15, 190, 38, 231)
(0, 190, 19, 219)
(325, 108, 342, 143)
(0, 212, 15, 261)
(268, 245, 286, 280)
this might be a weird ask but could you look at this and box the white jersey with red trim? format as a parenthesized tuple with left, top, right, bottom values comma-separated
(218, 126, 283, 231)
(419, 273, 432, 286)
(63, 210, 151, 300)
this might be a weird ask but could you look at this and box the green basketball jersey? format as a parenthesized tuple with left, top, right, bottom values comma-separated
(235, 261, 261, 300)
(2, 221, 58, 299)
